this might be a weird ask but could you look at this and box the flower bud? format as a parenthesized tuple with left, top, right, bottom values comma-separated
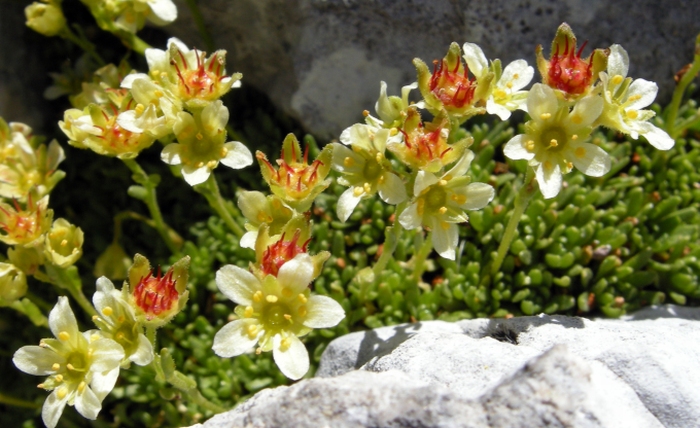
(127, 254, 190, 328)
(93, 241, 131, 280)
(7, 246, 44, 275)
(25, 2, 66, 37)
(0, 263, 27, 306)
(44, 218, 83, 268)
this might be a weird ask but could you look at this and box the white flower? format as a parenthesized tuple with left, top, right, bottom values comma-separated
(597, 44, 674, 150)
(92, 277, 154, 367)
(237, 190, 294, 249)
(332, 124, 406, 222)
(504, 83, 609, 199)
(161, 100, 253, 186)
(12, 297, 124, 428)
(212, 254, 345, 380)
(463, 42, 534, 120)
(398, 150, 494, 259)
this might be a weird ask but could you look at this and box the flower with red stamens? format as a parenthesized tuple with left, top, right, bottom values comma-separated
(257, 133, 333, 212)
(261, 229, 309, 277)
(60, 96, 156, 159)
(387, 108, 469, 173)
(253, 219, 330, 282)
(143, 38, 242, 109)
(414, 42, 489, 121)
(536, 23, 608, 97)
(126, 254, 190, 328)
(0, 195, 52, 247)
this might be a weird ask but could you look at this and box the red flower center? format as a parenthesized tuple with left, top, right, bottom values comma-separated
(429, 59, 476, 109)
(133, 268, 178, 319)
(548, 40, 593, 95)
(260, 230, 310, 277)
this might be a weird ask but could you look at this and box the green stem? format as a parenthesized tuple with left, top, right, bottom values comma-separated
(0, 392, 41, 409)
(373, 202, 407, 278)
(665, 33, 700, 139)
(184, 0, 215, 52)
(121, 158, 182, 254)
(411, 231, 433, 284)
(182, 386, 227, 414)
(491, 167, 537, 276)
(117, 32, 152, 55)
(42, 265, 98, 318)
(61, 25, 106, 66)
(196, 174, 245, 238)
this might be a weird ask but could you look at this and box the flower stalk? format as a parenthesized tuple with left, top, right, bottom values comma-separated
(491, 167, 536, 276)
(195, 174, 245, 238)
(665, 33, 700, 140)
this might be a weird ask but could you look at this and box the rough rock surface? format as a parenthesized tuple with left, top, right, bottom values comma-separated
(193, 305, 699, 428)
(167, 0, 700, 140)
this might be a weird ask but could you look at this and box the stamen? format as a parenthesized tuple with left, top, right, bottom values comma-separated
(244, 306, 254, 318)
(343, 157, 354, 167)
(575, 147, 586, 158)
(102, 307, 113, 317)
(353, 186, 364, 197)
(540, 113, 552, 120)
(298, 294, 308, 304)
(52, 363, 60, 371)
(58, 331, 70, 341)
(439, 206, 448, 214)
(266, 295, 278, 303)
(298, 306, 307, 317)
(253, 291, 263, 302)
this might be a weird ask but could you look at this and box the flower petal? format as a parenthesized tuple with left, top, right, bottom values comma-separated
(277, 254, 314, 295)
(398, 202, 422, 230)
(181, 164, 210, 186)
(240, 231, 257, 249)
(216, 264, 259, 306)
(116, 111, 144, 133)
(638, 121, 675, 150)
(49, 297, 79, 344)
(90, 366, 120, 401)
(74, 385, 101, 420)
(120, 73, 149, 89)
(607, 44, 629, 79)
(129, 334, 154, 366)
(414, 171, 439, 196)
(13, 346, 61, 376)
(627, 79, 658, 111)
(273, 334, 309, 380)
(147, 0, 177, 24)
(160, 143, 182, 165)
(460, 182, 495, 210)
(378, 172, 407, 205)
(303, 295, 345, 328)
(503, 134, 535, 161)
(486, 99, 512, 120)
(431, 218, 457, 260)
(527, 84, 558, 119)
(568, 142, 611, 177)
(88, 336, 125, 372)
(337, 187, 363, 222)
(569, 94, 603, 128)
(42, 389, 69, 428)
(462, 42, 488, 77)
(445, 148, 475, 178)
(501, 60, 534, 91)
(212, 319, 260, 358)
(221, 141, 253, 169)
(536, 162, 562, 199)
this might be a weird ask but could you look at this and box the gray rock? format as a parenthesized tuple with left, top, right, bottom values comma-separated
(167, 0, 699, 139)
(196, 305, 700, 427)
(193, 345, 639, 428)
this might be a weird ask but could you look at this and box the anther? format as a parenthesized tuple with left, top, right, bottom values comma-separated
(298, 306, 307, 317)
(343, 157, 354, 167)
(60, 239, 68, 246)
(439, 179, 448, 186)
(196, 132, 204, 140)
(58, 331, 70, 341)
(439, 206, 448, 214)
(353, 186, 364, 197)
(549, 139, 558, 147)
(575, 147, 586, 158)
(540, 113, 552, 120)
(66, 364, 75, 371)
(298, 294, 308, 304)
(52, 363, 60, 371)
(266, 295, 278, 303)
(253, 291, 263, 302)
(363, 182, 372, 193)
(54, 374, 63, 382)
(571, 134, 578, 140)
(612, 75, 624, 85)
(102, 306, 113, 317)
(78, 382, 86, 393)
(626, 110, 639, 120)
(284, 314, 292, 322)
